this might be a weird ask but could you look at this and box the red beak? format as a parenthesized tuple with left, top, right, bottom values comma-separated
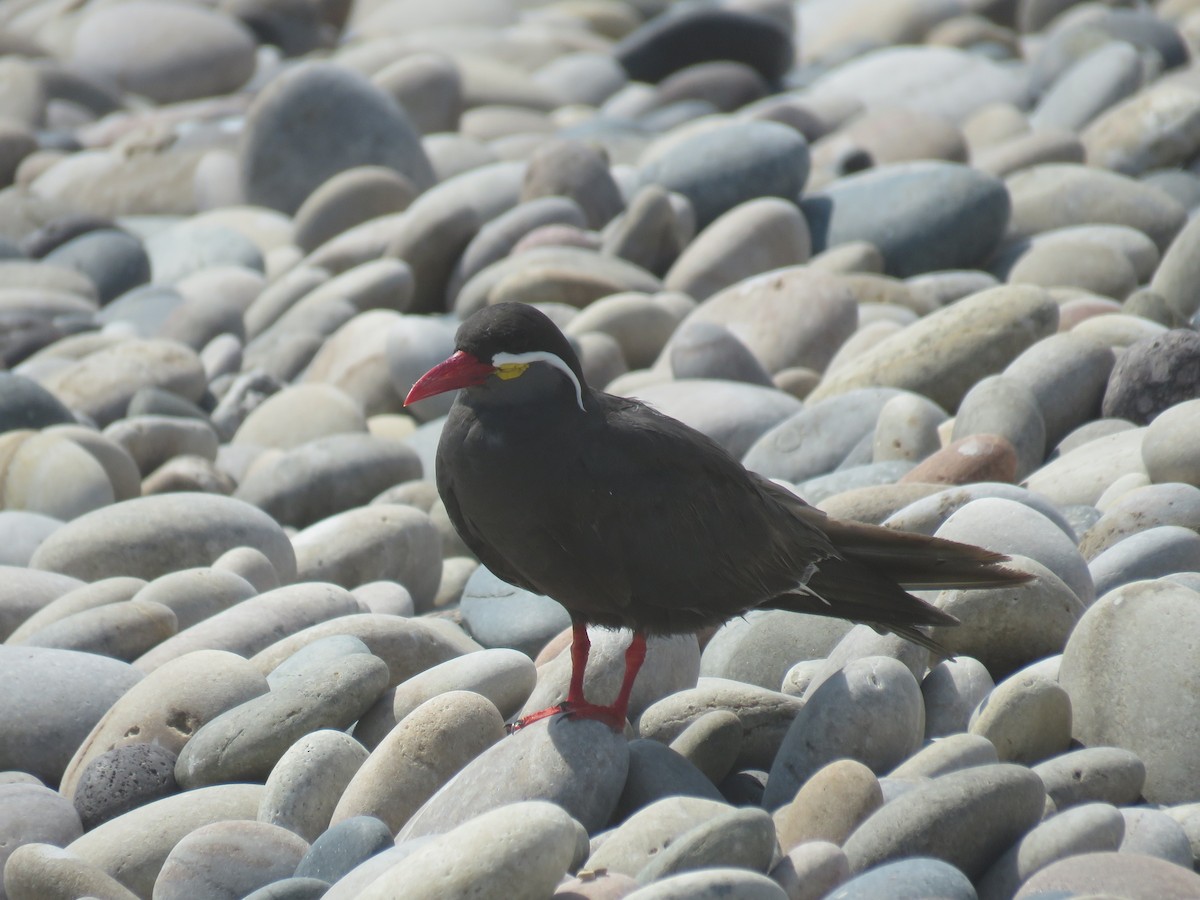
(404, 350, 496, 406)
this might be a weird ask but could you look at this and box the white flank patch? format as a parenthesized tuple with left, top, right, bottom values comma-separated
(493, 350, 585, 411)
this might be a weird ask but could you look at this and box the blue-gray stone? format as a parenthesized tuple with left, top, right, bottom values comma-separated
(294, 815, 393, 883)
(616, 738, 724, 820)
(639, 120, 809, 229)
(243, 877, 331, 900)
(459, 565, 571, 658)
(1087, 525, 1200, 598)
(827, 857, 976, 900)
(43, 228, 150, 304)
(0, 372, 75, 432)
(802, 162, 1009, 278)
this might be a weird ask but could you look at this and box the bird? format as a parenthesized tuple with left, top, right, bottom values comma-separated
(405, 302, 1027, 731)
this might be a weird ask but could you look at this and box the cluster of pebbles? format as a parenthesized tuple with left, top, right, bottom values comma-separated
(4, 0, 1200, 897)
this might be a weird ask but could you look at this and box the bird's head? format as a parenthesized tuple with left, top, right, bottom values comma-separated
(404, 303, 589, 411)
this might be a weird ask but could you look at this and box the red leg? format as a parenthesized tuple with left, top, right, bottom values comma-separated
(559, 631, 647, 732)
(509, 620, 592, 731)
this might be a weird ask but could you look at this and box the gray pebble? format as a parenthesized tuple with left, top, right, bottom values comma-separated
(616, 738, 724, 819)
(891, 733, 1000, 780)
(922, 656, 996, 740)
(1119, 807, 1194, 868)
(769, 840, 849, 900)
(1088, 525, 1200, 598)
(968, 669, 1073, 764)
(73, 743, 178, 830)
(1079, 482, 1200, 559)
(827, 857, 976, 900)
(772, 758, 882, 850)
(1016, 849, 1200, 898)
(623, 867, 787, 899)
(1033, 747, 1147, 814)
(258, 729, 369, 843)
(667, 710, 743, 786)
(153, 820, 309, 900)
(293, 815, 392, 883)
(1, 841, 139, 900)
(636, 806, 776, 884)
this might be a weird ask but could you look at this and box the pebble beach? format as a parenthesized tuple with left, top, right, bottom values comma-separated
(3, 0, 1200, 897)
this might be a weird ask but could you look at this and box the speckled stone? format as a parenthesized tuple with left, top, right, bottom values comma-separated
(73, 743, 179, 830)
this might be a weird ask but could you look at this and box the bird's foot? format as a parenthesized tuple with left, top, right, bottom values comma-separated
(507, 700, 627, 734)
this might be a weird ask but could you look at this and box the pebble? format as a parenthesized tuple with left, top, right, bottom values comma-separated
(667, 710, 743, 786)
(635, 806, 776, 884)
(1025, 426, 1148, 508)
(73, 743, 179, 830)
(1078, 482, 1200, 558)
(773, 758, 882, 850)
(2, 841, 140, 900)
(622, 867, 788, 900)
(292, 166, 417, 255)
(1088, 524, 1200, 597)
(153, 820, 309, 900)
(29, 492, 296, 583)
(258, 729, 369, 843)
(399, 716, 628, 839)
(807, 285, 1059, 411)
(891, 733, 1000, 780)
(922, 656, 996, 740)
(1102, 331, 1200, 425)
(231, 383, 366, 449)
(1119, 807, 1194, 868)
(968, 669, 1073, 765)
(827, 857, 977, 900)
(804, 162, 1009, 278)
(871, 393, 946, 464)
(0, 783, 83, 882)
(240, 61, 433, 215)
(1060, 579, 1200, 804)
(293, 815, 392, 884)
(843, 763, 1046, 879)
(637, 677, 805, 771)
(354, 648, 534, 747)
(133, 582, 361, 672)
(66, 783, 264, 898)
(900, 433, 1018, 486)
(174, 652, 389, 787)
(0, 429, 115, 520)
(361, 801, 583, 900)
(1003, 331, 1115, 448)
(1015, 851, 1200, 899)
(700, 609, 851, 692)
(1032, 747, 1147, 814)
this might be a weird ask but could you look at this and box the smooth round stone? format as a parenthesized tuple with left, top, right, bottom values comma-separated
(0, 372, 75, 432)
(1088, 525, 1200, 598)
(586, 796, 732, 876)
(1033, 747, 1146, 813)
(638, 120, 809, 230)
(131, 568, 257, 632)
(0, 430, 115, 520)
(41, 338, 206, 428)
(521, 629, 698, 727)
(797, 460, 916, 506)
(240, 61, 433, 215)
(922, 656, 996, 740)
(354, 648, 533, 747)
(827, 856, 976, 900)
(8, 576, 144, 646)
(2, 841, 140, 900)
(1083, 80, 1200, 176)
(890, 733, 1000, 781)
(661, 266, 858, 374)
(31, 492, 295, 583)
(293, 815, 391, 884)
(1026, 425, 1147, 508)
(601, 185, 690, 279)
(564, 293, 683, 371)
(1102, 331, 1200, 425)
(618, 378, 802, 459)
(1005, 164, 1187, 251)
(764, 656, 923, 809)
(0, 510, 61, 566)
(700, 609, 851, 692)
(66, 783, 263, 896)
(362, 801, 582, 900)
(1150, 208, 1200, 321)
(1008, 236, 1138, 299)
(1015, 850, 1200, 899)
(293, 166, 417, 254)
(635, 806, 775, 884)
(935, 497, 1095, 604)
(843, 764, 1046, 879)
(102, 415, 218, 476)
(1060, 579, 1200, 804)
(668, 710, 743, 786)
(266, 635, 374, 688)
(931, 555, 1084, 680)
(637, 677, 805, 771)
(615, 6, 792, 83)
(18, 598, 176, 661)
(971, 128, 1085, 179)
(950, 375, 1045, 478)
(243, 877, 330, 900)
(521, 139, 622, 230)
(59, 650, 265, 800)
(398, 716, 628, 839)
(1143, 395, 1200, 484)
(449, 196, 586, 304)
(0, 647, 141, 784)
(258, 729, 368, 843)
(233, 382, 365, 450)
(235, 434, 421, 529)
(0, 783, 83, 879)
(1020, 224, 1162, 285)
(175, 653, 388, 787)
(664, 197, 810, 303)
(968, 669, 1073, 765)
(617, 738, 724, 818)
(1003, 331, 1115, 448)
(133, 582, 360, 673)
(143, 221, 264, 285)
(773, 758, 882, 850)
(900, 433, 1018, 485)
(742, 387, 901, 482)
(1030, 41, 1141, 133)
(1079, 483, 1200, 558)
(622, 867, 787, 899)
(153, 819, 308, 900)
(808, 285, 1058, 410)
(1120, 807, 1193, 867)
(769, 840, 849, 900)
(978, 801, 1125, 900)
(335, 691, 504, 835)
(71, 1, 253, 104)
(292, 503, 440, 600)
(458, 565, 572, 658)
(381, 197, 481, 316)
(372, 51, 462, 135)
(803, 161, 1008, 278)
(73, 743, 178, 830)
(871, 393, 946, 464)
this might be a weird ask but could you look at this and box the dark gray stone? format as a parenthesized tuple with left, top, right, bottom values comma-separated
(616, 738, 725, 820)
(294, 815, 393, 883)
(827, 857, 976, 900)
(43, 228, 150, 304)
(1101, 329, 1200, 425)
(0, 372, 75, 433)
(73, 743, 179, 829)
